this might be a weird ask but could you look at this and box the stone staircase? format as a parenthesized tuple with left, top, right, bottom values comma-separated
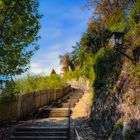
(39, 108, 70, 118)
(11, 127, 69, 140)
(38, 89, 83, 118)
(10, 89, 84, 140)
(51, 89, 83, 108)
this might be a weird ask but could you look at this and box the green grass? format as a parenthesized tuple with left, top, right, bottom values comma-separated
(0, 74, 66, 122)
(14, 74, 65, 95)
(1, 74, 65, 96)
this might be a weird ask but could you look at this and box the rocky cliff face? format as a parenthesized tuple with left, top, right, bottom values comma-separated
(90, 57, 140, 140)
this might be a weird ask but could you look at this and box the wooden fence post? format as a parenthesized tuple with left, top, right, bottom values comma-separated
(17, 95, 22, 120)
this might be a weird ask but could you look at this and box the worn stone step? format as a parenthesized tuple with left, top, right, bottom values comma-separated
(40, 108, 70, 117)
(41, 108, 69, 111)
(67, 95, 82, 100)
(64, 98, 79, 102)
(14, 132, 68, 136)
(10, 136, 68, 140)
(40, 113, 69, 118)
(55, 102, 75, 108)
(15, 127, 69, 132)
(58, 103, 75, 108)
(40, 111, 69, 116)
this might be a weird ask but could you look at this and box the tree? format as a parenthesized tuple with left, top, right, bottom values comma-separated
(87, 0, 129, 32)
(72, 21, 110, 68)
(0, 0, 41, 79)
(59, 53, 74, 73)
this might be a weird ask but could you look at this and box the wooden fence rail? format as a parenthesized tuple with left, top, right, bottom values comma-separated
(0, 85, 71, 122)
(18, 85, 71, 119)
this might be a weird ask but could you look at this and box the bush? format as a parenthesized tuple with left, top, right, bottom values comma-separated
(125, 129, 139, 140)
(63, 54, 95, 81)
(132, 65, 140, 77)
(114, 121, 123, 131)
(63, 68, 82, 81)
(13, 74, 65, 95)
(93, 48, 122, 94)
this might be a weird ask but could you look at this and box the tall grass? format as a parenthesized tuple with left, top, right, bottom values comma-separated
(12, 74, 65, 95)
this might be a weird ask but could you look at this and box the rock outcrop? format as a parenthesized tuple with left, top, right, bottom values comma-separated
(90, 57, 140, 140)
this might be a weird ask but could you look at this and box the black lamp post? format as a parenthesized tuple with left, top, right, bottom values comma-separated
(110, 32, 136, 65)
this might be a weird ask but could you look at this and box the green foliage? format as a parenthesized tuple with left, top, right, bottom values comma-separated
(132, 99, 139, 106)
(129, 1, 140, 25)
(108, 12, 126, 32)
(63, 53, 95, 81)
(132, 65, 140, 77)
(0, 0, 41, 78)
(63, 68, 82, 81)
(114, 121, 123, 131)
(80, 54, 95, 80)
(12, 74, 65, 95)
(89, 0, 129, 32)
(72, 22, 111, 69)
(126, 1, 140, 48)
(125, 129, 139, 140)
(3, 80, 16, 96)
(93, 48, 122, 94)
(59, 53, 73, 73)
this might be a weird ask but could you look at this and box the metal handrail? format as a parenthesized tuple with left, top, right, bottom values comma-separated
(68, 94, 84, 140)
(68, 102, 71, 140)
(74, 127, 84, 140)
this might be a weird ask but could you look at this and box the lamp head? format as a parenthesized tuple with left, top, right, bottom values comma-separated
(110, 32, 124, 49)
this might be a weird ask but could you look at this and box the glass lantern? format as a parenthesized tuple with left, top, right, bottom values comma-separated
(110, 32, 124, 49)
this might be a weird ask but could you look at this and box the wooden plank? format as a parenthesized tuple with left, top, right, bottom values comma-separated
(17, 85, 71, 119)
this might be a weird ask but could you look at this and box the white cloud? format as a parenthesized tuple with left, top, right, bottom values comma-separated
(30, 49, 62, 75)
(30, 35, 83, 75)
(28, 1, 92, 76)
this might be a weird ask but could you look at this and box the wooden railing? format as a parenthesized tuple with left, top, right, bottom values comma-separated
(17, 85, 71, 119)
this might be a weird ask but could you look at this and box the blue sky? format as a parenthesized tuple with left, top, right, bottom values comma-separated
(30, 0, 92, 75)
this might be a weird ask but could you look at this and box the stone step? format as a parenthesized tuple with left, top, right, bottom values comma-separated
(10, 136, 68, 140)
(50, 91, 83, 109)
(15, 127, 69, 132)
(14, 131, 68, 136)
(40, 114, 69, 118)
(40, 108, 70, 117)
(67, 95, 82, 100)
(41, 108, 69, 111)
(64, 98, 79, 103)
(11, 127, 69, 140)
(58, 103, 75, 108)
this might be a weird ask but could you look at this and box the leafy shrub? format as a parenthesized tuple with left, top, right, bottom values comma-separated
(80, 54, 95, 80)
(125, 129, 139, 140)
(114, 121, 123, 131)
(63, 68, 81, 81)
(132, 65, 140, 77)
(93, 48, 122, 94)
(14, 74, 65, 95)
